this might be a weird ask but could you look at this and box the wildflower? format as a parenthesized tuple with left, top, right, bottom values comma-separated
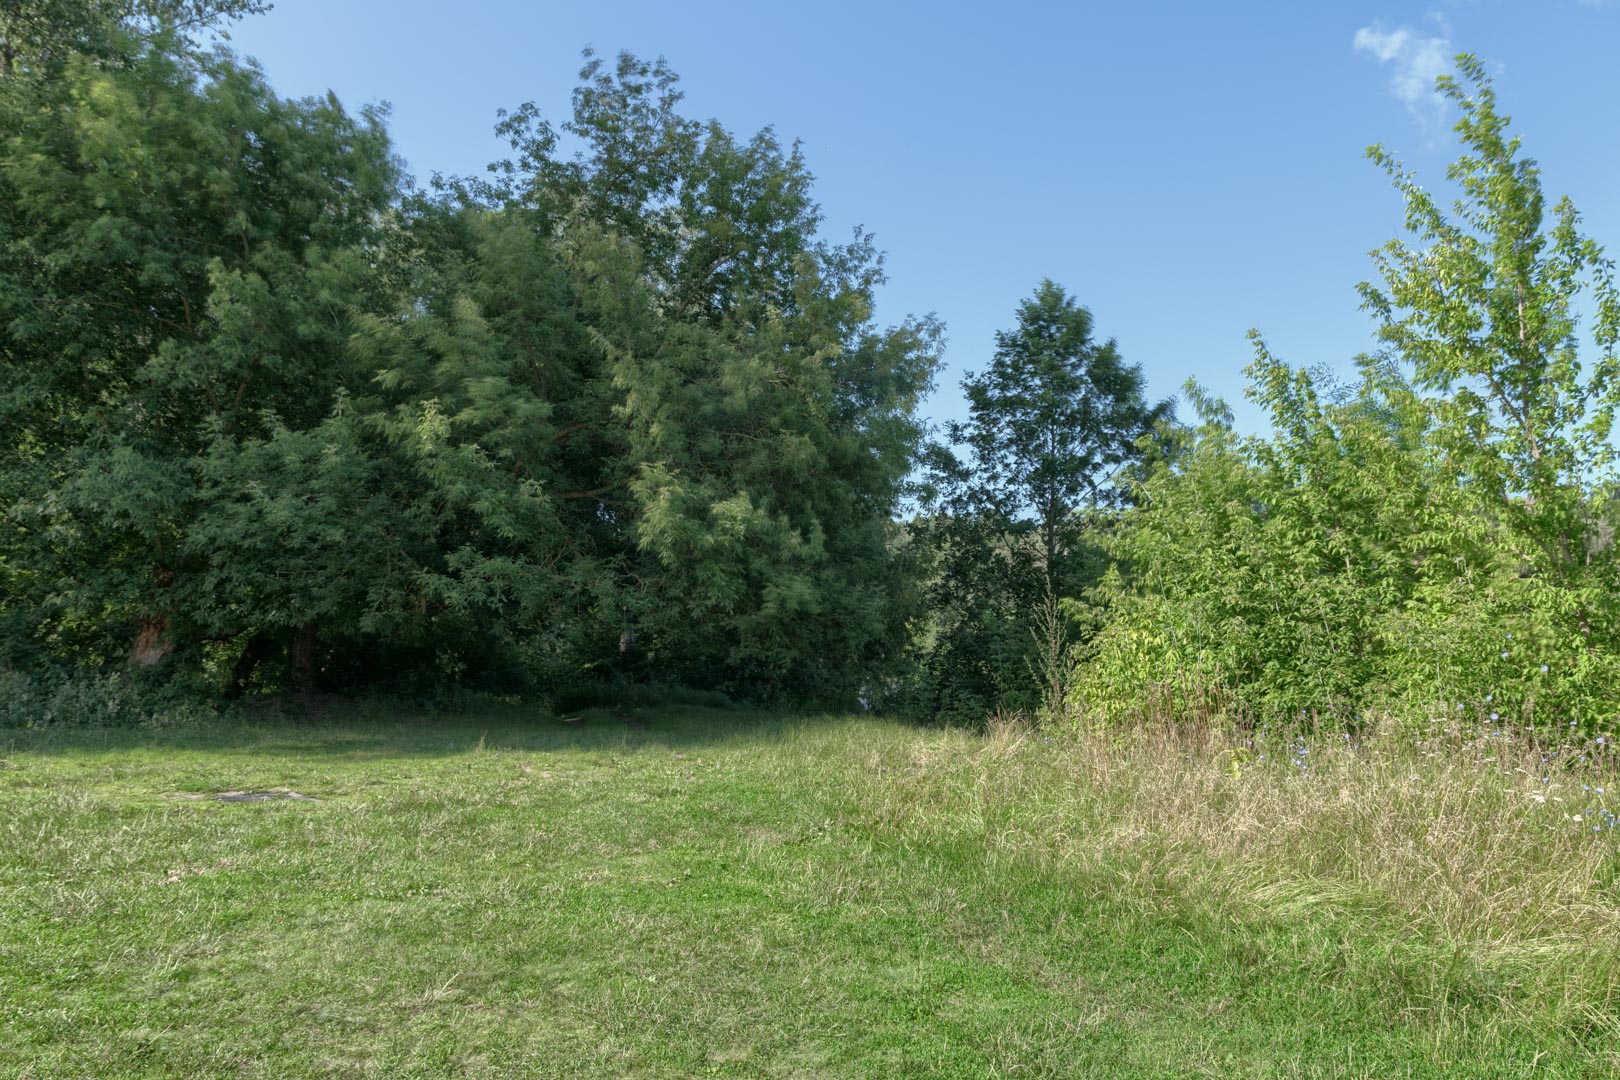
(1599, 738, 1608, 746)
(1501, 651, 1510, 659)
(1541, 664, 1549, 674)
(1490, 712, 1499, 721)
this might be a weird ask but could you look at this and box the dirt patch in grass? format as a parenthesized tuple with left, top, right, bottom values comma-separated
(160, 858, 235, 885)
(164, 787, 318, 803)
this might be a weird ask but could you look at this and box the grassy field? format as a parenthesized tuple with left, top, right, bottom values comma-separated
(2, 704, 1617, 1078)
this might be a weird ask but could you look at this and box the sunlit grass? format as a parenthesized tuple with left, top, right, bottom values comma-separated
(2, 704, 1616, 1077)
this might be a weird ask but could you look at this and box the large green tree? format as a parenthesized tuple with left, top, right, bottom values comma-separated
(0, 24, 943, 706)
(0, 22, 399, 679)
(472, 51, 942, 701)
(954, 280, 1170, 598)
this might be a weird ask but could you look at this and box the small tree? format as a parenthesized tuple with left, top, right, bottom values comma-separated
(916, 280, 1170, 720)
(1357, 55, 1620, 721)
(1080, 54, 1620, 730)
(1360, 56, 1620, 508)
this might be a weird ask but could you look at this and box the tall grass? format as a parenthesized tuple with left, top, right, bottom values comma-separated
(860, 708, 1620, 1031)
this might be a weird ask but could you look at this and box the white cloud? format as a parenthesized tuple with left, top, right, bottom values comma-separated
(1353, 22, 1453, 132)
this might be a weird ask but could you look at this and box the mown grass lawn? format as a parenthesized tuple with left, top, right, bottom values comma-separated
(2, 705, 1615, 1078)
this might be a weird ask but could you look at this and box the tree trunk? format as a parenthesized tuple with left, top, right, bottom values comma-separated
(287, 620, 320, 693)
(618, 626, 638, 674)
(129, 615, 173, 668)
(227, 633, 278, 698)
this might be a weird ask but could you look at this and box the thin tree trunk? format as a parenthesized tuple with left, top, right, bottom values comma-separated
(1036, 587, 1068, 722)
(287, 620, 320, 693)
(618, 626, 638, 675)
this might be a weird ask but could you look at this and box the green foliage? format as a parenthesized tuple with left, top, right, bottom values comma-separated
(1080, 58, 1620, 733)
(956, 280, 1171, 526)
(0, 22, 940, 708)
(907, 282, 1169, 722)
(0, 0, 267, 77)
(0, 667, 224, 727)
(0, 30, 397, 679)
(469, 52, 940, 703)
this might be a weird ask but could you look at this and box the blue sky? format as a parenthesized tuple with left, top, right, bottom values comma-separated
(225, 1, 1620, 433)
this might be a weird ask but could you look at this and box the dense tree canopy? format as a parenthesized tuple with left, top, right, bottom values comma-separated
(3, 7, 1615, 739)
(0, 16, 398, 680)
(0, 9, 939, 705)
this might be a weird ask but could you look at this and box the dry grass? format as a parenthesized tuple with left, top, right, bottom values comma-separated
(862, 710, 1620, 1010)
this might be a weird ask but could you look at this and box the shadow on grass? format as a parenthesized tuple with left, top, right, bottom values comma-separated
(0, 700, 887, 761)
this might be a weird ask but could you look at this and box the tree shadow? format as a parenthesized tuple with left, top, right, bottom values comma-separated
(0, 700, 883, 762)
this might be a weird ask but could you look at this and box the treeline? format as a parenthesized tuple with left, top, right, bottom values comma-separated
(907, 62, 1620, 734)
(0, 3, 937, 706)
(4, 5, 1618, 734)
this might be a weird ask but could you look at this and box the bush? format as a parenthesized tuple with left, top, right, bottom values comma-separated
(1076, 64, 1620, 737)
(0, 669, 223, 729)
